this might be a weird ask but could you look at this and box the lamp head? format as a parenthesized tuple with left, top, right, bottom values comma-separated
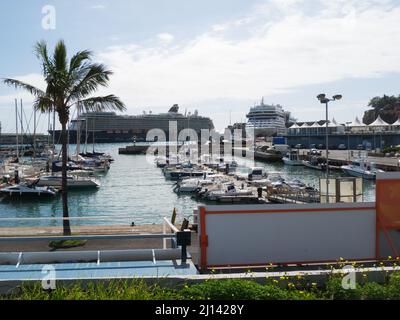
(317, 94, 326, 101)
(333, 94, 342, 101)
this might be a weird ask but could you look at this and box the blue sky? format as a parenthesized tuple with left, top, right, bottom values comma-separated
(1, 0, 400, 132)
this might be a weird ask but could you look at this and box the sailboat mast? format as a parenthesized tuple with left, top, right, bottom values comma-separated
(33, 106, 36, 159)
(47, 111, 50, 146)
(85, 114, 88, 154)
(76, 106, 80, 159)
(52, 106, 55, 155)
(20, 99, 23, 151)
(15, 99, 19, 161)
(92, 117, 95, 153)
(67, 117, 70, 160)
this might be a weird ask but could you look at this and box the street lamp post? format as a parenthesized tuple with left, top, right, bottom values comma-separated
(317, 94, 342, 203)
(346, 122, 352, 162)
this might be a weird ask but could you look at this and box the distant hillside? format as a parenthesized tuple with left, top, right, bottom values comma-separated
(363, 95, 400, 125)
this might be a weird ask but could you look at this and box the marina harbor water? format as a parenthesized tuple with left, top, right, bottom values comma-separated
(0, 143, 377, 228)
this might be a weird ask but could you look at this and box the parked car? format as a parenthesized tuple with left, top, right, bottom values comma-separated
(338, 144, 347, 150)
(356, 144, 364, 150)
(295, 144, 303, 149)
(308, 148, 322, 156)
(317, 144, 325, 150)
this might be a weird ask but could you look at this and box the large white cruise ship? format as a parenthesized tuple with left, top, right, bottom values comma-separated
(51, 104, 214, 143)
(246, 98, 287, 137)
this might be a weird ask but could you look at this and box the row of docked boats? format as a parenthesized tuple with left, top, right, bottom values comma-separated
(282, 150, 384, 179)
(155, 155, 320, 203)
(0, 149, 112, 198)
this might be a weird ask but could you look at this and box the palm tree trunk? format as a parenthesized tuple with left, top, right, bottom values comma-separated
(61, 120, 71, 236)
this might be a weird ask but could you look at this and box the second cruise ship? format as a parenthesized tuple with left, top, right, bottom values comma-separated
(246, 98, 287, 137)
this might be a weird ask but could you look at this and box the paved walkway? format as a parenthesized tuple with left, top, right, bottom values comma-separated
(0, 224, 164, 237)
(0, 224, 172, 252)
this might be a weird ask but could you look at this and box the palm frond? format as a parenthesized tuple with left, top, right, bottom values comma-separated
(78, 95, 126, 112)
(53, 40, 68, 73)
(34, 40, 53, 76)
(67, 64, 113, 103)
(3, 78, 45, 97)
(33, 96, 54, 113)
(69, 50, 92, 74)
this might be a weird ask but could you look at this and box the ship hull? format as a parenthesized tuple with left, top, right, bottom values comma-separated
(50, 130, 142, 144)
(52, 108, 214, 144)
(246, 127, 286, 138)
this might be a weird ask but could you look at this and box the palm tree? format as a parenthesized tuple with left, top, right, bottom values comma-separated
(3, 40, 125, 235)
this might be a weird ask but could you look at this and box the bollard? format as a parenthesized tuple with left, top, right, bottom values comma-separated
(14, 169, 20, 184)
(257, 187, 263, 198)
(180, 218, 189, 231)
(176, 230, 191, 264)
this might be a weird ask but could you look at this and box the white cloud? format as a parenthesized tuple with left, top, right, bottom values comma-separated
(91, 4, 106, 10)
(0, 73, 45, 104)
(2, 0, 400, 131)
(92, 0, 400, 129)
(156, 33, 175, 45)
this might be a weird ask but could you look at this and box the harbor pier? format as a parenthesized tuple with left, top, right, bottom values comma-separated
(0, 133, 49, 146)
(299, 149, 400, 171)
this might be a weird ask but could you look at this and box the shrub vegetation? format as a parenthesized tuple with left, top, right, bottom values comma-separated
(3, 272, 400, 300)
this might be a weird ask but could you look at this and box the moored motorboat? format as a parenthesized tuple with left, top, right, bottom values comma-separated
(205, 183, 253, 201)
(283, 150, 303, 166)
(0, 183, 58, 197)
(34, 175, 100, 189)
(341, 158, 384, 180)
(302, 156, 326, 171)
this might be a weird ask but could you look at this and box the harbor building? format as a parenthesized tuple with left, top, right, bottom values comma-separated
(285, 116, 400, 150)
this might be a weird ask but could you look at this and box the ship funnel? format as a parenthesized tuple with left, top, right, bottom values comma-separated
(168, 104, 179, 113)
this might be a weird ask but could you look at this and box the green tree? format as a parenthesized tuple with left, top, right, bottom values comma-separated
(3, 40, 125, 235)
(363, 95, 400, 124)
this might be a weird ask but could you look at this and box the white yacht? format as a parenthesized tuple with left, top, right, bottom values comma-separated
(283, 150, 303, 166)
(206, 183, 253, 201)
(1, 183, 57, 197)
(246, 98, 287, 137)
(341, 158, 384, 180)
(175, 178, 214, 193)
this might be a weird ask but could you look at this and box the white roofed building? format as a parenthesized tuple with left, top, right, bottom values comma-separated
(367, 115, 390, 132)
